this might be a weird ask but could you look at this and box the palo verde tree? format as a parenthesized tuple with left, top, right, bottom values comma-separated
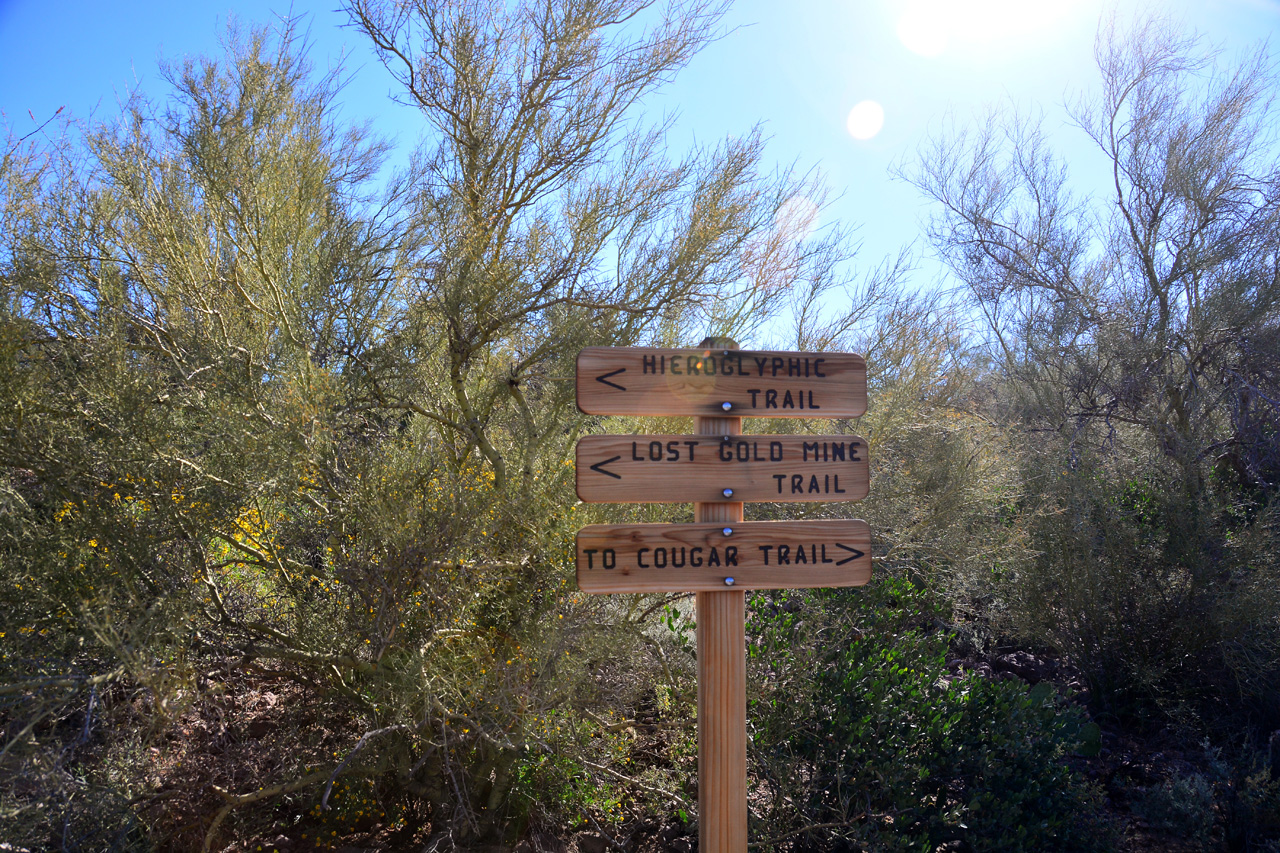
(0, 19, 415, 850)
(904, 13, 1280, 715)
(328, 0, 873, 843)
(341, 0, 849, 497)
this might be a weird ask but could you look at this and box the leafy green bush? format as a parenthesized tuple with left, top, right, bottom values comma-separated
(1132, 772, 1216, 844)
(1227, 754, 1280, 850)
(749, 578, 1111, 852)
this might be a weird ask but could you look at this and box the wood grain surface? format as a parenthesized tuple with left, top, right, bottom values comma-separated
(692, 396, 748, 853)
(576, 519, 872, 593)
(576, 346, 867, 417)
(575, 433, 868, 503)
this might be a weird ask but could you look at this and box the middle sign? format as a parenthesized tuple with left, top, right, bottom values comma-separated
(576, 434, 869, 503)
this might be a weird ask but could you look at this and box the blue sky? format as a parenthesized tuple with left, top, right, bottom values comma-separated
(3, 0, 1279, 296)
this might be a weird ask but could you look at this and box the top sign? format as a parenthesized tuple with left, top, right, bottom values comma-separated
(576, 347, 867, 418)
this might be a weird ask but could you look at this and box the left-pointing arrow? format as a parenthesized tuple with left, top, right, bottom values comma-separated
(590, 455, 623, 479)
(595, 368, 627, 391)
(835, 543, 865, 565)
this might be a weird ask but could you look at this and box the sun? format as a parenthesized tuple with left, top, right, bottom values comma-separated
(896, 0, 1085, 57)
(896, 3, 947, 57)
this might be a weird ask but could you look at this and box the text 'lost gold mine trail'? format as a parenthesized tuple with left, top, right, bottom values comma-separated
(575, 434, 869, 503)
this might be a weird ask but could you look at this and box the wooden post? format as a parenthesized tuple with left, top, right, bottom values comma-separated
(695, 338, 747, 853)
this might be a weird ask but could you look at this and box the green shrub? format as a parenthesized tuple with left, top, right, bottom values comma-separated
(749, 578, 1112, 852)
(988, 439, 1280, 729)
(1132, 772, 1216, 844)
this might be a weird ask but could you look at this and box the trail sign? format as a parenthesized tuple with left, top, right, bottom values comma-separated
(575, 434, 869, 503)
(576, 520, 871, 593)
(576, 346, 867, 417)
(572, 340, 871, 853)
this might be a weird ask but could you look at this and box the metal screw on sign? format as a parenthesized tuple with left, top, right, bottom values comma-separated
(722, 488, 734, 498)
(721, 401, 733, 411)
(724, 577, 735, 586)
(722, 527, 733, 536)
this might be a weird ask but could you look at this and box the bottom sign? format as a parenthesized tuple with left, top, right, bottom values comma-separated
(576, 520, 872, 593)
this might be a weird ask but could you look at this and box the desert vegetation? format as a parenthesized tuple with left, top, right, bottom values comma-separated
(2, 2, 1279, 851)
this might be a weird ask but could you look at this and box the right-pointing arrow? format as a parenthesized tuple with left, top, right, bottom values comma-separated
(835, 543, 865, 565)
(589, 455, 623, 480)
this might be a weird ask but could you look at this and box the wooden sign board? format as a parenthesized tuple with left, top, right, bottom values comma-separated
(576, 520, 872, 593)
(576, 347, 867, 418)
(576, 434, 869, 503)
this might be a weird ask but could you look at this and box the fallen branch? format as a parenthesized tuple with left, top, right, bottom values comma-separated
(582, 708, 637, 733)
(0, 665, 127, 697)
(205, 770, 332, 853)
(252, 645, 379, 674)
(321, 725, 410, 809)
(581, 759, 689, 811)
(746, 819, 866, 849)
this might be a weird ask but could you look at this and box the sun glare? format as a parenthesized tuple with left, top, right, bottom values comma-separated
(845, 100, 885, 141)
(777, 195, 820, 241)
(896, 0, 1082, 57)
(896, 4, 947, 57)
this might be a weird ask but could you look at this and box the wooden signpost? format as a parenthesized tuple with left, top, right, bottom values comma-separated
(573, 340, 871, 853)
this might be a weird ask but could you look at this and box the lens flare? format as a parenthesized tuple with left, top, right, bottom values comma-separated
(776, 195, 820, 241)
(845, 100, 885, 141)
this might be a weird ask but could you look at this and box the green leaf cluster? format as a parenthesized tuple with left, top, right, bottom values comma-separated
(748, 579, 1112, 852)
